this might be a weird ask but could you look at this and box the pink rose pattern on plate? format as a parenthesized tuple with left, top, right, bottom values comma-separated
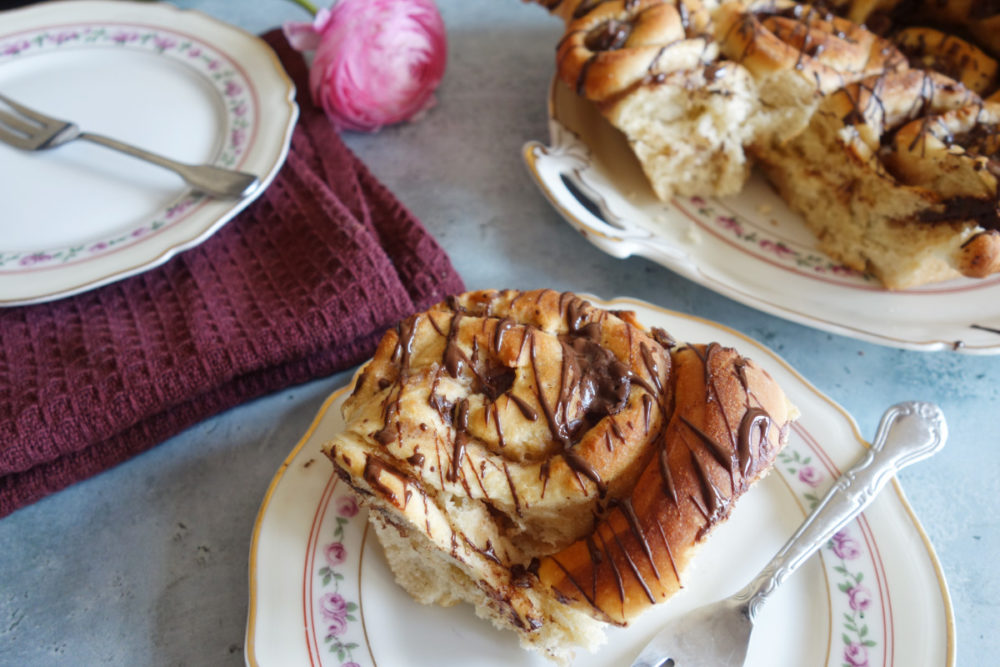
(314, 492, 362, 667)
(682, 197, 872, 284)
(305, 430, 889, 666)
(0, 23, 255, 270)
(781, 445, 885, 667)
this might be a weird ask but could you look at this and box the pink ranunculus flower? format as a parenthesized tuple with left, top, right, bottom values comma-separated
(797, 465, 822, 487)
(847, 585, 872, 612)
(324, 541, 347, 567)
(283, 0, 447, 132)
(844, 641, 869, 667)
(831, 530, 862, 560)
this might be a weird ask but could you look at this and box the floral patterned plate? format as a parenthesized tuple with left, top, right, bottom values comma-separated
(0, 0, 296, 305)
(245, 298, 954, 667)
(523, 79, 1000, 354)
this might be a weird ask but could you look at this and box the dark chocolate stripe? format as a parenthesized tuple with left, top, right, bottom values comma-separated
(447, 398, 470, 482)
(610, 522, 656, 604)
(507, 393, 538, 421)
(502, 462, 522, 517)
(597, 528, 626, 608)
(545, 554, 602, 613)
(680, 414, 735, 475)
(621, 498, 660, 581)
(653, 519, 681, 584)
(688, 446, 725, 516)
(737, 407, 771, 478)
(659, 443, 680, 505)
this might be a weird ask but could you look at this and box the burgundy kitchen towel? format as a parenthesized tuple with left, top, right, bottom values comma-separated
(0, 30, 465, 517)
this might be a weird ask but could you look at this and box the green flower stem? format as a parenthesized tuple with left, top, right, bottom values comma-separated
(288, 0, 320, 15)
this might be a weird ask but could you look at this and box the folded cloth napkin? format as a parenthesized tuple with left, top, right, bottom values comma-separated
(0, 30, 465, 518)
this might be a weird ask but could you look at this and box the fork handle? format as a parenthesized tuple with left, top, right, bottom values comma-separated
(79, 132, 260, 199)
(737, 401, 947, 622)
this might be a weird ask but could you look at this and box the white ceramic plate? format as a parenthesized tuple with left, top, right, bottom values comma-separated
(246, 297, 954, 667)
(523, 79, 1000, 354)
(0, 0, 297, 306)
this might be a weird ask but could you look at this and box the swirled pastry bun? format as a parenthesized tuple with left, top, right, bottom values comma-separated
(714, 0, 907, 144)
(531, 0, 1000, 288)
(754, 70, 1000, 288)
(551, 0, 760, 198)
(323, 289, 797, 663)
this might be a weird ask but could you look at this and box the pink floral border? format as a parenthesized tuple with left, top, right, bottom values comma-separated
(784, 425, 891, 667)
(301, 422, 892, 667)
(0, 21, 257, 271)
(679, 196, 873, 285)
(305, 482, 366, 667)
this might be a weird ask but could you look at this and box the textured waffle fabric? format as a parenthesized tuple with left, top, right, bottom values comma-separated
(0, 30, 465, 517)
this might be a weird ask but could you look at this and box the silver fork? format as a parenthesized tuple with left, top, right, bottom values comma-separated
(0, 92, 260, 199)
(631, 401, 948, 667)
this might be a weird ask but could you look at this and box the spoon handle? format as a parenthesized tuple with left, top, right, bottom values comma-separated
(739, 401, 947, 621)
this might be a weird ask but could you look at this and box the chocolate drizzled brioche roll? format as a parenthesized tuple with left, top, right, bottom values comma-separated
(533, 0, 909, 201)
(536, 341, 793, 625)
(823, 0, 1000, 63)
(542, 0, 761, 199)
(713, 0, 907, 144)
(754, 69, 1000, 288)
(528, 0, 1000, 288)
(816, 0, 1000, 98)
(323, 289, 797, 663)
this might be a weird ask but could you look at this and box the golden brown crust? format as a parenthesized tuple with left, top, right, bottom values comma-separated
(957, 230, 1000, 278)
(555, 0, 715, 103)
(820, 69, 979, 150)
(892, 27, 998, 97)
(530, 0, 1000, 289)
(754, 70, 1000, 288)
(714, 0, 906, 94)
(537, 342, 794, 625)
(335, 290, 673, 523)
(323, 290, 797, 656)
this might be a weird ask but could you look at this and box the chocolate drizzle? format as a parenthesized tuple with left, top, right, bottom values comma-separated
(738, 408, 772, 477)
(510, 558, 540, 588)
(621, 497, 660, 582)
(688, 446, 727, 519)
(584, 18, 632, 54)
(507, 392, 538, 421)
(363, 456, 416, 510)
(680, 414, 736, 475)
(350, 290, 789, 630)
(448, 398, 471, 482)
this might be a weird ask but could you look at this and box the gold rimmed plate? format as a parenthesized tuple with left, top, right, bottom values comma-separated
(524, 78, 1000, 353)
(0, 1, 297, 305)
(245, 297, 954, 667)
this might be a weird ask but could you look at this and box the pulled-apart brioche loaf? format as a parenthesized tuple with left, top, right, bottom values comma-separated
(754, 70, 1000, 288)
(530, 0, 1000, 288)
(323, 289, 797, 663)
(551, 0, 759, 199)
